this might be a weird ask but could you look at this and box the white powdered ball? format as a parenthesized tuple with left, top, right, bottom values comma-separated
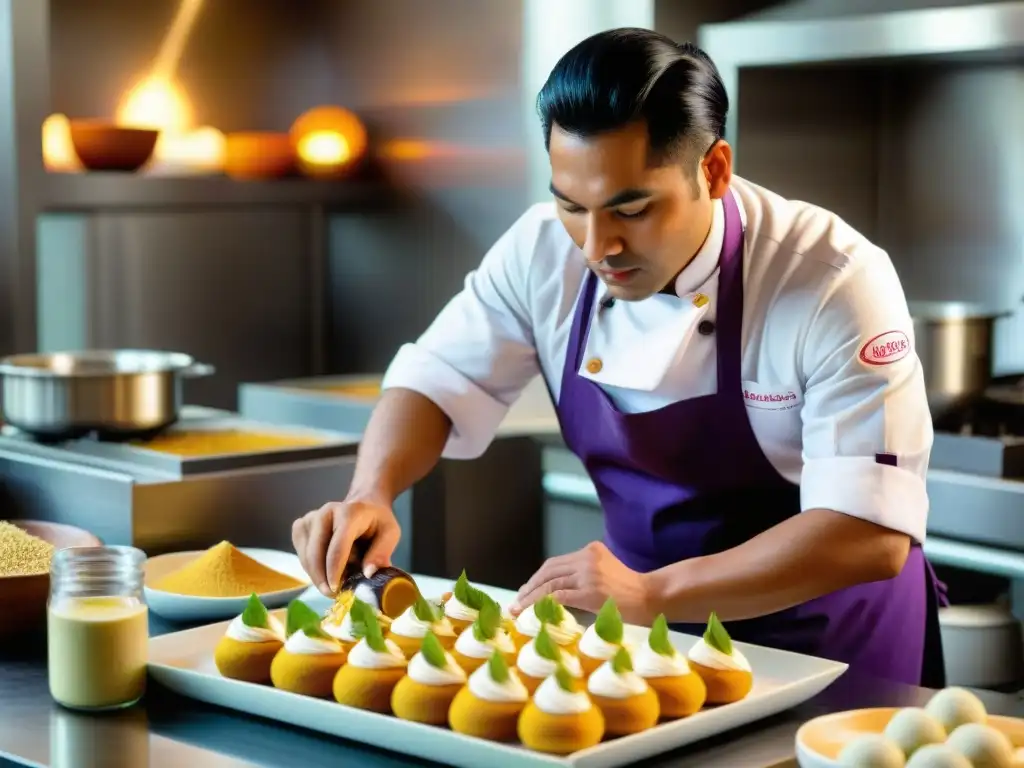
(838, 734, 907, 768)
(924, 687, 987, 732)
(945, 723, 1015, 768)
(883, 707, 947, 756)
(906, 744, 972, 768)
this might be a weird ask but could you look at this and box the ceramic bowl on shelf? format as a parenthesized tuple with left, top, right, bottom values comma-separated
(68, 120, 159, 172)
(795, 707, 1024, 767)
(223, 132, 296, 180)
(0, 520, 102, 639)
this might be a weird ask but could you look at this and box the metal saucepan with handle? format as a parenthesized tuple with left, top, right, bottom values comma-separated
(0, 349, 214, 439)
(909, 301, 1010, 421)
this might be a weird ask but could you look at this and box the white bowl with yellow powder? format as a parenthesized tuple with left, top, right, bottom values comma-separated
(144, 542, 311, 622)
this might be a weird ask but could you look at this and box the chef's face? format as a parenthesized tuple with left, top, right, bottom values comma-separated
(549, 121, 732, 301)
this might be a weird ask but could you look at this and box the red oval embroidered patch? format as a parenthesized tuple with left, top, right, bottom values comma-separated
(859, 330, 911, 366)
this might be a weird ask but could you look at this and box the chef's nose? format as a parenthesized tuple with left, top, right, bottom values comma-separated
(582, 216, 624, 264)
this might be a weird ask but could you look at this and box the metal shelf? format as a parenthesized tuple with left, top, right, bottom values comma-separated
(42, 172, 390, 212)
(700, 2, 1024, 69)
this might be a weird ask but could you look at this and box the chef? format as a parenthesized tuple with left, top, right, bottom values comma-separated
(293, 28, 945, 687)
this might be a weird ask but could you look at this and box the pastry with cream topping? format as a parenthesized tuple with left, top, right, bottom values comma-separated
(687, 612, 752, 704)
(587, 647, 660, 735)
(635, 614, 707, 718)
(578, 598, 625, 676)
(518, 665, 605, 755)
(453, 597, 517, 674)
(516, 624, 584, 695)
(449, 651, 529, 742)
(391, 630, 467, 724)
(269, 600, 348, 697)
(443, 570, 489, 634)
(387, 594, 457, 659)
(512, 594, 582, 651)
(214, 594, 285, 683)
(332, 598, 408, 713)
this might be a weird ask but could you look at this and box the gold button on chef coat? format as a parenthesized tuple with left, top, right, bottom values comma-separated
(692, 293, 710, 308)
(586, 358, 603, 374)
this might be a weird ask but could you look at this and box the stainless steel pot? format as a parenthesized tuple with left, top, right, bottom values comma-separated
(909, 302, 1006, 419)
(0, 350, 214, 439)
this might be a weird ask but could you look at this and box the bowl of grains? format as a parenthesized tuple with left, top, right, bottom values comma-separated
(0, 520, 102, 638)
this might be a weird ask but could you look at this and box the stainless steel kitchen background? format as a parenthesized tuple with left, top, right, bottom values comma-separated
(4, 0, 790, 410)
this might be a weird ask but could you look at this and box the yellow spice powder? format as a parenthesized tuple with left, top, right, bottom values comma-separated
(151, 541, 304, 597)
(0, 521, 56, 577)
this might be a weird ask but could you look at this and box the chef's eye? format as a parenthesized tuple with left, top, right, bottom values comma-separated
(616, 205, 649, 219)
(560, 204, 586, 215)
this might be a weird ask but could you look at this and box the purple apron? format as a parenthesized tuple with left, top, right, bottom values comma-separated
(554, 189, 946, 687)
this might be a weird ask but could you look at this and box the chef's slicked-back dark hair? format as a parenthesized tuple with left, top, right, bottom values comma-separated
(537, 29, 728, 172)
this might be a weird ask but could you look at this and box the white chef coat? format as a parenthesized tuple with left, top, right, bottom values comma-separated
(382, 175, 933, 543)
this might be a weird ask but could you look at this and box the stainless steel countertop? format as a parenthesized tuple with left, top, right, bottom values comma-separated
(2, 616, 1023, 768)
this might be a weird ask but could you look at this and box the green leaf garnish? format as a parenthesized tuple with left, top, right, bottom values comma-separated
(241, 593, 269, 629)
(488, 650, 510, 684)
(594, 598, 623, 644)
(554, 664, 576, 693)
(472, 597, 502, 642)
(611, 646, 633, 675)
(453, 569, 487, 611)
(412, 593, 442, 624)
(349, 598, 388, 653)
(534, 594, 565, 625)
(703, 611, 733, 656)
(420, 630, 447, 669)
(534, 625, 560, 662)
(648, 614, 674, 657)
(285, 599, 321, 637)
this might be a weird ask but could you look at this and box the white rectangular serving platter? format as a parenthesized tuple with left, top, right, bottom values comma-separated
(148, 575, 847, 768)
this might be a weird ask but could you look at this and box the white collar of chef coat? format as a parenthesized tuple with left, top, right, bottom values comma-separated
(584, 195, 730, 392)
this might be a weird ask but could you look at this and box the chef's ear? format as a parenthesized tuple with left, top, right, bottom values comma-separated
(701, 140, 732, 200)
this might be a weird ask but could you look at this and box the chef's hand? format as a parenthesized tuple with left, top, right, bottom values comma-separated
(292, 498, 401, 597)
(508, 541, 655, 625)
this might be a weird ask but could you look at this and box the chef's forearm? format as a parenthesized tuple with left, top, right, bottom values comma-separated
(345, 388, 452, 505)
(645, 509, 912, 623)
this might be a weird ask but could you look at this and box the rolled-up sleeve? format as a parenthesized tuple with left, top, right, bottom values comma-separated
(381, 207, 543, 460)
(799, 253, 933, 542)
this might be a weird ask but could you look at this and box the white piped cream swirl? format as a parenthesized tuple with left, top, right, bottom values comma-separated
(225, 614, 285, 644)
(516, 639, 582, 680)
(283, 629, 344, 655)
(321, 610, 359, 643)
(514, 602, 582, 645)
(454, 626, 515, 659)
(533, 674, 591, 715)
(587, 660, 649, 699)
(444, 594, 479, 623)
(390, 605, 456, 640)
(407, 651, 466, 686)
(467, 663, 529, 703)
(578, 623, 619, 661)
(347, 637, 408, 669)
(633, 642, 691, 677)
(688, 637, 751, 672)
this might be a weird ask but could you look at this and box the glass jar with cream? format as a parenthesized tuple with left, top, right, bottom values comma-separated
(47, 546, 149, 711)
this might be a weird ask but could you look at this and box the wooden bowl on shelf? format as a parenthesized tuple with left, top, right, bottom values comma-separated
(0, 520, 102, 640)
(224, 132, 296, 180)
(68, 120, 159, 172)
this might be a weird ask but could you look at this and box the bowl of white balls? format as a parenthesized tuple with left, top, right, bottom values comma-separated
(796, 687, 1024, 767)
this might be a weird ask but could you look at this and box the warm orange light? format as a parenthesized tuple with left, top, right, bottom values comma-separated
(149, 126, 225, 174)
(116, 76, 193, 133)
(289, 106, 367, 179)
(42, 113, 82, 172)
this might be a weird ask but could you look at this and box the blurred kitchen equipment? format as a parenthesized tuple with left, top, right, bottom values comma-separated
(909, 302, 1007, 420)
(68, 120, 159, 172)
(0, 350, 214, 440)
(938, 604, 1024, 689)
(223, 132, 295, 180)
